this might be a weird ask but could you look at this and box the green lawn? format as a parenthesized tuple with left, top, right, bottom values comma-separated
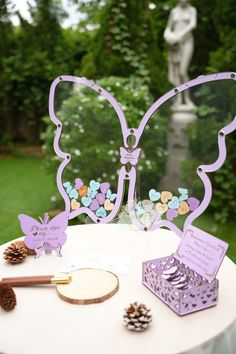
(0, 156, 235, 263)
(0, 156, 57, 244)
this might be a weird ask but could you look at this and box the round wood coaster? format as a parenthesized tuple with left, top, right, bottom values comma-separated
(56, 268, 119, 304)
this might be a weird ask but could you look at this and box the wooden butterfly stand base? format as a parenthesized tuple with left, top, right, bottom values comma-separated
(57, 268, 119, 304)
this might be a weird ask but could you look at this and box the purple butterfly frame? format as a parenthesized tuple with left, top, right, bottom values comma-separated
(49, 72, 236, 237)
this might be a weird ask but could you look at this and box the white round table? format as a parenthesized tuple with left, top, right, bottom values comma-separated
(0, 224, 236, 354)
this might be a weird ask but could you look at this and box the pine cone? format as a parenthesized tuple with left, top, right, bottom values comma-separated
(0, 285, 16, 311)
(12, 240, 36, 256)
(123, 302, 152, 332)
(3, 243, 27, 264)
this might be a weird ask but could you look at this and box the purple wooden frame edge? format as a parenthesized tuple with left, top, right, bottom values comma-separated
(49, 72, 236, 233)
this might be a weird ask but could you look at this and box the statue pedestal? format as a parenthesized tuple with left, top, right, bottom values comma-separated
(171, 104, 197, 123)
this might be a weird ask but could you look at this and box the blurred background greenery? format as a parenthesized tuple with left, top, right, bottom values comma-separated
(0, 0, 236, 261)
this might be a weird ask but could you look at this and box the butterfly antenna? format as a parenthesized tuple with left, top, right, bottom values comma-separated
(44, 213, 49, 224)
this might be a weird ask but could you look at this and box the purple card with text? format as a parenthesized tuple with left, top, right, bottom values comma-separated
(18, 211, 69, 258)
(175, 225, 228, 282)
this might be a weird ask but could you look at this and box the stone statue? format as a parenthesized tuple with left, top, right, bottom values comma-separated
(164, 0, 197, 108)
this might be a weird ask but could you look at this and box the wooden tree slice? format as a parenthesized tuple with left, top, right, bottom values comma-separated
(56, 268, 119, 304)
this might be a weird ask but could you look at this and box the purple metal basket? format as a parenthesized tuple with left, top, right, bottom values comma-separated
(143, 255, 218, 316)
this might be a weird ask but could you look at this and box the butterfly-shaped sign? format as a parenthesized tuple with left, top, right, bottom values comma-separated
(18, 211, 69, 257)
(49, 72, 236, 236)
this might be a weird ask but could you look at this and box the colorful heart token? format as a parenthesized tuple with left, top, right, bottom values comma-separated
(156, 203, 168, 215)
(96, 207, 107, 218)
(149, 189, 161, 202)
(74, 178, 84, 190)
(81, 196, 92, 207)
(100, 182, 110, 194)
(87, 187, 97, 199)
(161, 191, 173, 204)
(166, 209, 178, 221)
(104, 199, 114, 211)
(96, 193, 106, 205)
(168, 196, 180, 210)
(63, 181, 71, 188)
(188, 197, 200, 211)
(68, 188, 78, 199)
(90, 180, 100, 191)
(90, 199, 99, 211)
(78, 185, 88, 197)
(71, 199, 80, 210)
(178, 201, 190, 215)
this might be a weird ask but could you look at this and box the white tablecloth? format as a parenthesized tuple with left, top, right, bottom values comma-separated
(0, 224, 236, 354)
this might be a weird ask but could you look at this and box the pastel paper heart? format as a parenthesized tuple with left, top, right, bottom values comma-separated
(63, 181, 71, 188)
(166, 209, 178, 221)
(178, 201, 190, 215)
(96, 193, 106, 205)
(90, 180, 100, 191)
(106, 189, 117, 201)
(96, 207, 107, 218)
(100, 182, 110, 194)
(188, 197, 200, 211)
(68, 188, 78, 199)
(161, 191, 173, 204)
(81, 196, 92, 207)
(74, 178, 84, 190)
(104, 199, 114, 211)
(149, 189, 160, 202)
(168, 196, 180, 209)
(156, 202, 168, 215)
(71, 199, 80, 210)
(90, 199, 99, 211)
(87, 187, 97, 199)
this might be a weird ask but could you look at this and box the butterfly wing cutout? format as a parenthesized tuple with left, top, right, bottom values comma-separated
(128, 72, 236, 235)
(18, 214, 45, 249)
(49, 72, 236, 233)
(45, 211, 69, 247)
(49, 76, 133, 223)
